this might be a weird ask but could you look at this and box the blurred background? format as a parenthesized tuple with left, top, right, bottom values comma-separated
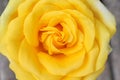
(0, 0, 120, 80)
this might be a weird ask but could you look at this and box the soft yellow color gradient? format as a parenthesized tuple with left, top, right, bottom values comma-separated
(0, 0, 116, 80)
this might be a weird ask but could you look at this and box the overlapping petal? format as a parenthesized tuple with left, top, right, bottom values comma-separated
(0, 0, 116, 80)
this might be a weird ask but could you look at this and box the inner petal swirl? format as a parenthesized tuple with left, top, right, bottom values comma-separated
(38, 10, 81, 56)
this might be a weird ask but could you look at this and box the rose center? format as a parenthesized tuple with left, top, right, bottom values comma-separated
(39, 26, 67, 55)
(37, 10, 81, 55)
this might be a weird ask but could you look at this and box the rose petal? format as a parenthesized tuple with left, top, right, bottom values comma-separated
(86, 0, 116, 36)
(24, 0, 60, 47)
(44, 35, 61, 55)
(63, 76, 82, 80)
(18, 39, 63, 80)
(44, 0, 73, 9)
(67, 0, 94, 21)
(39, 11, 78, 47)
(0, 0, 23, 41)
(64, 10, 95, 52)
(11, 61, 62, 80)
(38, 48, 85, 76)
(60, 31, 83, 55)
(18, 0, 38, 17)
(10, 61, 36, 80)
(83, 67, 104, 80)
(19, 39, 46, 79)
(0, 0, 38, 61)
(68, 42, 99, 77)
(95, 20, 110, 70)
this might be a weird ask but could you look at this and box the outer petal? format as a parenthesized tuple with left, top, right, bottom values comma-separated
(19, 39, 46, 80)
(0, 0, 24, 60)
(19, 39, 62, 80)
(10, 61, 36, 80)
(0, 0, 38, 61)
(95, 20, 110, 70)
(67, 0, 94, 21)
(86, 0, 116, 36)
(83, 67, 104, 80)
(63, 10, 95, 52)
(0, 0, 23, 41)
(63, 77, 82, 80)
(38, 48, 85, 76)
(68, 42, 99, 77)
(4, 17, 24, 61)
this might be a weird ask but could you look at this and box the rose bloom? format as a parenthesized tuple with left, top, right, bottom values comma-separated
(0, 0, 116, 80)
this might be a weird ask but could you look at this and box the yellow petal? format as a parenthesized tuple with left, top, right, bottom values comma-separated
(18, 39, 63, 80)
(0, 0, 23, 41)
(64, 10, 95, 52)
(19, 39, 46, 79)
(38, 48, 85, 76)
(86, 0, 116, 36)
(4, 0, 37, 59)
(63, 76, 82, 80)
(18, 0, 38, 17)
(67, 0, 94, 21)
(44, 0, 73, 9)
(23, 0, 60, 47)
(60, 31, 83, 55)
(68, 42, 99, 77)
(95, 20, 110, 70)
(83, 67, 104, 80)
(39, 11, 78, 48)
(10, 60, 62, 80)
(44, 35, 61, 55)
(0, 0, 37, 60)
(10, 61, 36, 80)
(4, 17, 23, 61)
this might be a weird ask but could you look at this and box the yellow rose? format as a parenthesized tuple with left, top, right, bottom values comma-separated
(0, 0, 116, 80)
